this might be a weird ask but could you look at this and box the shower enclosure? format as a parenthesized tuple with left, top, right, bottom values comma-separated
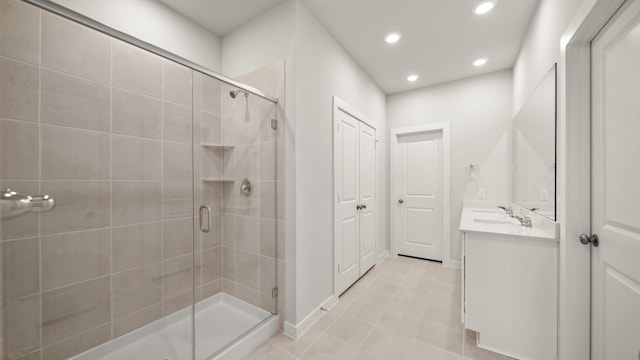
(0, 0, 281, 359)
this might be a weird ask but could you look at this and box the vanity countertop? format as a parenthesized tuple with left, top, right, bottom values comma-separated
(459, 201, 558, 240)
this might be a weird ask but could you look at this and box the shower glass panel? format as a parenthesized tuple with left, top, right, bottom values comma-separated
(1, 1, 279, 359)
(193, 75, 279, 359)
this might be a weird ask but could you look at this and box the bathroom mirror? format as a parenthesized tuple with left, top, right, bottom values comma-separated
(512, 64, 557, 220)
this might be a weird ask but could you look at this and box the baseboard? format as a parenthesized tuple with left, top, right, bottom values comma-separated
(377, 249, 390, 262)
(443, 259, 462, 269)
(283, 294, 338, 339)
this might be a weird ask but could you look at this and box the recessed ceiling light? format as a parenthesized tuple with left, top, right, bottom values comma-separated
(385, 31, 402, 44)
(473, 0, 497, 15)
(473, 58, 488, 67)
(407, 74, 419, 82)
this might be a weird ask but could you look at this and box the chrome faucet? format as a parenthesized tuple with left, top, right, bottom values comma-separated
(497, 205, 513, 216)
(512, 215, 532, 228)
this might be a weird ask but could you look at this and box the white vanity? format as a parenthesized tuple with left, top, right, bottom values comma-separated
(460, 201, 558, 360)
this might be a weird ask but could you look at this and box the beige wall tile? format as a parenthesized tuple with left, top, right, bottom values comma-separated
(163, 180, 192, 220)
(112, 135, 162, 180)
(235, 283, 260, 308)
(112, 181, 162, 226)
(163, 61, 192, 107)
(2, 237, 39, 300)
(164, 102, 192, 143)
(0, 57, 39, 122)
(222, 246, 236, 281)
(0, 180, 39, 240)
(112, 222, 162, 272)
(259, 255, 276, 295)
(164, 142, 192, 181)
(192, 72, 202, 110)
(162, 253, 193, 300)
(113, 303, 162, 338)
(0, 0, 40, 64)
(41, 70, 110, 131)
(236, 215, 259, 253)
(112, 88, 162, 139)
(234, 144, 260, 180)
(42, 323, 110, 360)
(200, 279, 221, 300)
(202, 246, 222, 283)
(258, 181, 277, 219)
(12, 350, 41, 360)
(41, 228, 110, 290)
(41, 125, 110, 180)
(112, 263, 162, 319)
(201, 112, 222, 144)
(200, 212, 222, 250)
(0, 119, 38, 179)
(259, 142, 277, 181)
(202, 75, 221, 115)
(163, 218, 193, 259)
(41, 181, 111, 235)
(42, 276, 111, 346)
(236, 250, 259, 289)
(163, 290, 192, 316)
(222, 214, 236, 247)
(258, 218, 276, 258)
(112, 40, 162, 98)
(222, 278, 235, 296)
(4, 294, 40, 359)
(41, 12, 110, 83)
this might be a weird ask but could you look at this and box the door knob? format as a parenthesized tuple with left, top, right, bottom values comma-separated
(398, 199, 404, 204)
(356, 204, 362, 210)
(362, 204, 367, 209)
(579, 233, 599, 247)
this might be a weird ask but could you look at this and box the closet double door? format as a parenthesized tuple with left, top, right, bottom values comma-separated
(335, 106, 377, 296)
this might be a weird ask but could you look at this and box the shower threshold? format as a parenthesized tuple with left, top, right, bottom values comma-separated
(71, 293, 279, 360)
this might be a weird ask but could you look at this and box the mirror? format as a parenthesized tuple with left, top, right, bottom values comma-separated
(512, 64, 557, 220)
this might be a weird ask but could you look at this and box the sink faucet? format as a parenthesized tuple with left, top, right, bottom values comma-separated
(497, 205, 513, 216)
(512, 215, 533, 228)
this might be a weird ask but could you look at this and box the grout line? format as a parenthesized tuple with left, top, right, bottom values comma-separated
(37, 8, 44, 360)
(109, 36, 115, 341)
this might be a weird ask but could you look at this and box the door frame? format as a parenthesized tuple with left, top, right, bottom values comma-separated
(389, 123, 451, 266)
(557, 0, 626, 358)
(332, 96, 378, 295)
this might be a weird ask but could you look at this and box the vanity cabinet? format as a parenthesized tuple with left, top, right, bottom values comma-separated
(462, 230, 558, 360)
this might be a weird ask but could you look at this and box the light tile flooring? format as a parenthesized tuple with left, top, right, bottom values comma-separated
(247, 255, 514, 360)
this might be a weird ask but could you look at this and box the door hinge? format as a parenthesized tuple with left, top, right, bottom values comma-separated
(271, 118, 278, 130)
(272, 286, 278, 299)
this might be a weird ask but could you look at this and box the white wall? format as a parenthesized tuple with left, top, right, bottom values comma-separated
(387, 70, 513, 261)
(50, 0, 222, 71)
(512, 0, 585, 114)
(293, 0, 387, 323)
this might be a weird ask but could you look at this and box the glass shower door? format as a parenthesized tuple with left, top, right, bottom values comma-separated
(0, 1, 196, 359)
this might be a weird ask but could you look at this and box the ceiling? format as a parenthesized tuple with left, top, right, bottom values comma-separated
(156, 0, 286, 36)
(158, 0, 540, 94)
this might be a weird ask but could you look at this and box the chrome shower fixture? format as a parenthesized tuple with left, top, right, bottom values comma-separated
(229, 89, 249, 99)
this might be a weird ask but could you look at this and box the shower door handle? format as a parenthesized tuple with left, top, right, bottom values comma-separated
(199, 205, 211, 233)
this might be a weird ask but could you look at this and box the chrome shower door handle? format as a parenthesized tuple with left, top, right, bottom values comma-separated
(199, 205, 211, 233)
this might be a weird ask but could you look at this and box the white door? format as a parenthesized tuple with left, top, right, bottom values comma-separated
(591, 1, 640, 358)
(396, 131, 443, 260)
(335, 110, 360, 294)
(359, 122, 376, 275)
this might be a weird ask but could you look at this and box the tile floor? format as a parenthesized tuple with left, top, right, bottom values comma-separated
(247, 255, 514, 360)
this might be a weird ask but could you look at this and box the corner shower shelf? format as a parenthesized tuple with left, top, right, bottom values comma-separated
(201, 178, 235, 182)
(200, 143, 235, 150)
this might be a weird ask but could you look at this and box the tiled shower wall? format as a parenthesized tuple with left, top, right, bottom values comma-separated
(0, 0, 224, 358)
(218, 62, 285, 318)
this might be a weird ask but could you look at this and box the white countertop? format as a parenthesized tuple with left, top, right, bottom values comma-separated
(459, 201, 558, 240)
